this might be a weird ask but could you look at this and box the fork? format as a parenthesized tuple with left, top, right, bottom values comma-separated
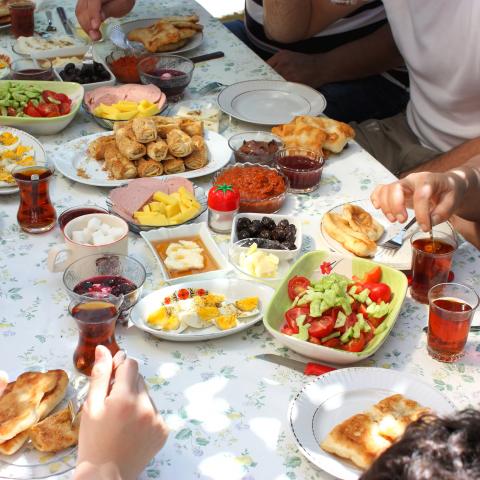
(82, 42, 95, 69)
(380, 216, 417, 250)
(197, 81, 228, 96)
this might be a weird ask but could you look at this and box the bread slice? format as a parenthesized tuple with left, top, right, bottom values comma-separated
(321, 394, 430, 470)
(30, 408, 79, 453)
(342, 204, 384, 242)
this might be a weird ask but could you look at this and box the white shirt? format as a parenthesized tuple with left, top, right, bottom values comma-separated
(383, 0, 480, 152)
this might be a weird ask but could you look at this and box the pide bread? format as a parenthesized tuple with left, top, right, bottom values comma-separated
(342, 204, 384, 242)
(321, 394, 431, 470)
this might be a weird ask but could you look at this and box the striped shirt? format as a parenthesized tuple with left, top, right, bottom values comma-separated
(245, 0, 387, 54)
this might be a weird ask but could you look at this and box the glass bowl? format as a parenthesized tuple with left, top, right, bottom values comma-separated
(105, 47, 146, 84)
(63, 253, 146, 323)
(213, 162, 289, 214)
(137, 54, 194, 101)
(228, 238, 295, 287)
(228, 131, 284, 165)
(10, 58, 54, 81)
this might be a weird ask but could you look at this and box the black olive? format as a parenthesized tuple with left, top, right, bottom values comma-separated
(259, 229, 271, 239)
(288, 224, 297, 235)
(249, 220, 262, 235)
(100, 71, 111, 80)
(238, 229, 250, 240)
(272, 227, 286, 242)
(278, 219, 289, 229)
(261, 216, 276, 230)
(64, 63, 76, 72)
(285, 232, 296, 244)
(285, 242, 296, 250)
(237, 217, 251, 231)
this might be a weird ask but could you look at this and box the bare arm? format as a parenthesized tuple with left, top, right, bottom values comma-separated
(263, 0, 358, 43)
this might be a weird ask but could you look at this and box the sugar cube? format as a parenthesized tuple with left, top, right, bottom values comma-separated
(86, 217, 102, 233)
(100, 223, 112, 235)
(109, 227, 124, 240)
(81, 228, 93, 244)
(71, 230, 86, 244)
(92, 231, 107, 246)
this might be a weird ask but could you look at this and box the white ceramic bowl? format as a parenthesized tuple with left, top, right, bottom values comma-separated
(231, 212, 302, 261)
(54, 61, 115, 92)
(140, 222, 231, 284)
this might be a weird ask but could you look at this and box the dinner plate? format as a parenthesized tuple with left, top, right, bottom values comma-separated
(217, 80, 327, 125)
(109, 18, 203, 54)
(320, 199, 455, 270)
(0, 48, 11, 79)
(0, 126, 47, 192)
(289, 367, 455, 480)
(49, 129, 231, 187)
(130, 278, 274, 342)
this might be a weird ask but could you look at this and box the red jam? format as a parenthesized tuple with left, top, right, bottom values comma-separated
(277, 155, 324, 191)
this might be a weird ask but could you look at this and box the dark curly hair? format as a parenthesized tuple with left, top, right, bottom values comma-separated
(360, 409, 480, 480)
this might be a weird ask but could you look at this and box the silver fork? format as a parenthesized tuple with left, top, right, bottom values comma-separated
(82, 42, 94, 68)
(380, 216, 417, 250)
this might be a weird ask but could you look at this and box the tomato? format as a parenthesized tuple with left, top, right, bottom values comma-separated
(369, 315, 386, 328)
(363, 266, 382, 284)
(208, 184, 240, 211)
(7, 106, 16, 116)
(284, 306, 310, 332)
(365, 282, 391, 303)
(359, 304, 368, 319)
(338, 312, 357, 334)
(308, 336, 321, 344)
(281, 325, 296, 336)
(342, 332, 367, 352)
(37, 102, 60, 117)
(42, 90, 71, 104)
(308, 314, 336, 339)
(23, 103, 41, 117)
(287, 276, 311, 301)
(322, 337, 342, 349)
(59, 102, 71, 115)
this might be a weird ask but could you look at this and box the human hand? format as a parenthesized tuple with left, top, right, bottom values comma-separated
(267, 50, 323, 87)
(75, 0, 136, 40)
(371, 171, 467, 231)
(74, 346, 168, 480)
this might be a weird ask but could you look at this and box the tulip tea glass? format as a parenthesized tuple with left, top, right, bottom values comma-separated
(427, 283, 479, 362)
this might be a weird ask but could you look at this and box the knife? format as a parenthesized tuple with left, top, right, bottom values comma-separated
(57, 7, 73, 36)
(190, 51, 224, 64)
(256, 354, 336, 376)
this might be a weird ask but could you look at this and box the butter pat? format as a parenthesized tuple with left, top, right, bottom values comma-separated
(238, 243, 279, 278)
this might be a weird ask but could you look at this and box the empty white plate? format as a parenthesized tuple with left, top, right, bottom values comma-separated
(217, 80, 326, 125)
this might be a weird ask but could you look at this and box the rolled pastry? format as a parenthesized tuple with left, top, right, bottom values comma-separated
(115, 124, 146, 160)
(137, 158, 164, 177)
(190, 135, 205, 150)
(163, 157, 185, 174)
(152, 116, 181, 138)
(88, 135, 115, 160)
(179, 118, 203, 137)
(146, 139, 168, 161)
(132, 117, 157, 143)
(104, 144, 138, 179)
(166, 128, 193, 157)
(184, 136, 208, 169)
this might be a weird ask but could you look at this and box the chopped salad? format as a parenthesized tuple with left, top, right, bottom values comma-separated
(281, 265, 392, 352)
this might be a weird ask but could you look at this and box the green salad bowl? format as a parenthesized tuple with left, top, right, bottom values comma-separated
(263, 250, 408, 365)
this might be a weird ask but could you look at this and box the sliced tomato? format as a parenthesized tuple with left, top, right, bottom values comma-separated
(37, 102, 60, 117)
(287, 276, 310, 301)
(369, 315, 386, 328)
(23, 103, 41, 117)
(365, 282, 391, 303)
(308, 336, 321, 344)
(359, 304, 368, 319)
(308, 315, 336, 339)
(342, 332, 367, 352)
(364, 320, 375, 344)
(363, 266, 382, 284)
(338, 312, 357, 334)
(284, 306, 310, 332)
(322, 337, 342, 349)
(7, 106, 16, 116)
(59, 101, 71, 115)
(281, 325, 296, 336)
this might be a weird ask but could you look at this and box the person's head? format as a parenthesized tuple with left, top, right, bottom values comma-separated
(360, 409, 480, 480)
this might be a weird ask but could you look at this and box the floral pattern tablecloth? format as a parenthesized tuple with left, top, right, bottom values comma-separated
(1, 1, 480, 479)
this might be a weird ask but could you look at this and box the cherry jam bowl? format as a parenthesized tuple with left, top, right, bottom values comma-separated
(58, 205, 109, 230)
(274, 147, 324, 194)
(63, 253, 146, 323)
(137, 54, 194, 101)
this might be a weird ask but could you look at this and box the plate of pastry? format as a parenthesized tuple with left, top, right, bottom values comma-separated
(0, 369, 86, 479)
(217, 80, 327, 126)
(48, 117, 231, 187)
(320, 199, 454, 270)
(130, 278, 274, 341)
(109, 14, 203, 54)
(289, 367, 454, 480)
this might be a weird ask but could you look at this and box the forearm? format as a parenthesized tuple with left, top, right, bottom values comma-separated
(74, 462, 123, 480)
(448, 157, 480, 222)
(315, 24, 404, 85)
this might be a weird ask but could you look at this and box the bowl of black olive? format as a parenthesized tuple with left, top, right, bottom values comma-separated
(56, 61, 115, 91)
(231, 213, 302, 260)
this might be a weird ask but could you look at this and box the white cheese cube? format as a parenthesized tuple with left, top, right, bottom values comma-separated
(71, 230, 86, 244)
(86, 217, 102, 232)
(100, 223, 112, 235)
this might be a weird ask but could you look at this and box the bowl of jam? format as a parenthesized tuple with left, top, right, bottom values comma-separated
(137, 54, 194, 101)
(63, 253, 146, 323)
(228, 131, 283, 165)
(274, 147, 324, 194)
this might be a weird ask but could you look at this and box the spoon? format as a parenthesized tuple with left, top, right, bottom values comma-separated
(45, 11, 57, 33)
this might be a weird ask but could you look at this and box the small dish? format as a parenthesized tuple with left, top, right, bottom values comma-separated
(105, 47, 146, 84)
(230, 212, 302, 261)
(137, 54, 194, 101)
(228, 131, 283, 165)
(54, 61, 115, 92)
(213, 162, 288, 214)
(140, 222, 230, 284)
(10, 58, 54, 80)
(57, 205, 109, 230)
(228, 238, 296, 287)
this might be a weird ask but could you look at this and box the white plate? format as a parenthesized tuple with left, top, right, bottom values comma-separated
(217, 80, 326, 125)
(109, 18, 203, 54)
(49, 129, 231, 187)
(12, 36, 87, 59)
(131, 278, 274, 341)
(0, 48, 11, 79)
(0, 126, 47, 189)
(140, 222, 231, 285)
(289, 367, 455, 480)
(320, 199, 455, 270)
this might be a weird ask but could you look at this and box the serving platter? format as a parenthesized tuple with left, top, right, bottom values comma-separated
(130, 278, 274, 341)
(289, 367, 455, 480)
(49, 129, 231, 187)
(217, 80, 327, 125)
(320, 199, 455, 270)
(109, 18, 203, 54)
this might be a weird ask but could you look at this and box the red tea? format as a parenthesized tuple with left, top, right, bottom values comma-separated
(9, 1, 34, 38)
(428, 297, 473, 362)
(71, 300, 120, 376)
(411, 238, 455, 303)
(14, 166, 56, 233)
